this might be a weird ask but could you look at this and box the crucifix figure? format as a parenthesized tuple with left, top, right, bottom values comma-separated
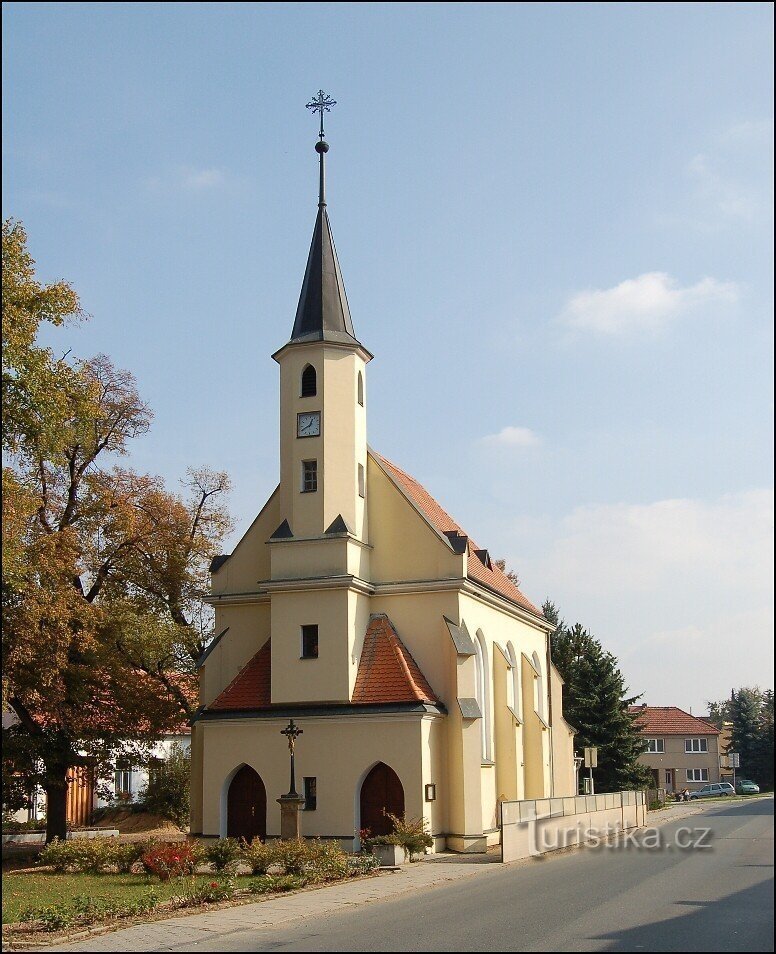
(305, 90, 336, 207)
(281, 719, 303, 797)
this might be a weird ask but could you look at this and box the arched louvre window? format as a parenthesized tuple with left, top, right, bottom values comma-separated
(357, 370, 364, 406)
(301, 364, 317, 397)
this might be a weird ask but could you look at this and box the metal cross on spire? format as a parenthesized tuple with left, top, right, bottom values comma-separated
(305, 90, 336, 207)
(306, 89, 336, 140)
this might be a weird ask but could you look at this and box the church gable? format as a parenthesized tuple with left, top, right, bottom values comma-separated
(370, 450, 541, 616)
(210, 486, 280, 594)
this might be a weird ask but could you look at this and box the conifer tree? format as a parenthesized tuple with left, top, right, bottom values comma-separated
(544, 600, 650, 792)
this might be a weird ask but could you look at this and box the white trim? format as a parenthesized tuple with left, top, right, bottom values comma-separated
(684, 738, 709, 753)
(646, 738, 665, 753)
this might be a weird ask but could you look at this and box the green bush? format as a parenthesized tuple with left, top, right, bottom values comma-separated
(110, 842, 146, 873)
(40, 838, 115, 873)
(304, 840, 349, 882)
(240, 838, 277, 875)
(17, 889, 160, 932)
(248, 874, 307, 894)
(139, 743, 190, 828)
(204, 837, 241, 872)
(347, 853, 380, 875)
(378, 813, 434, 860)
(173, 877, 236, 907)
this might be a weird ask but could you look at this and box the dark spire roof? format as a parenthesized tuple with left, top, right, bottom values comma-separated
(288, 110, 363, 348)
(290, 204, 360, 346)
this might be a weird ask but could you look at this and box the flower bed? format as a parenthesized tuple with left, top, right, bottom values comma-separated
(2, 838, 381, 936)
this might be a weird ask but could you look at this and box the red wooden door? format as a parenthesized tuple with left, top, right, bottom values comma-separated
(227, 766, 267, 842)
(360, 762, 404, 837)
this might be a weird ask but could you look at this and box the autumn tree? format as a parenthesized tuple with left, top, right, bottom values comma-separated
(2, 220, 231, 840)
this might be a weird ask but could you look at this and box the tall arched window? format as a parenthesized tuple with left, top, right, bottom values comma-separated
(507, 641, 521, 720)
(357, 370, 364, 406)
(301, 364, 317, 397)
(532, 651, 545, 721)
(474, 630, 492, 761)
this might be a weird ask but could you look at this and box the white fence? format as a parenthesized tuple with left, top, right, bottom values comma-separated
(500, 791, 647, 863)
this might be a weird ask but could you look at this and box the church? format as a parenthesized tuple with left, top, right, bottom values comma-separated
(190, 101, 576, 853)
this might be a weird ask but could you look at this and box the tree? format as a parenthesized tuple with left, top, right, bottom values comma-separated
(2, 220, 231, 840)
(729, 687, 769, 785)
(494, 558, 521, 587)
(545, 600, 651, 792)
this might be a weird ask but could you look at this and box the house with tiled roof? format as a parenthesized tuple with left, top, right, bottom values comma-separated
(190, 118, 577, 853)
(630, 705, 722, 793)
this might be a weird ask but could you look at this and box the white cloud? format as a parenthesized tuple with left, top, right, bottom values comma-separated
(481, 426, 540, 447)
(143, 166, 230, 194)
(558, 271, 738, 336)
(180, 167, 225, 191)
(509, 489, 774, 709)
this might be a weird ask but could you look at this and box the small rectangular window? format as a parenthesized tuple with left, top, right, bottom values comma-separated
(303, 776, 317, 811)
(358, 463, 365, 498)
(115, 762, 133, 796)
(686, 768, 709, 782)
(301, 460, 317, 493)
(301, 624, 319, 659)
(646, 739, 664, 753)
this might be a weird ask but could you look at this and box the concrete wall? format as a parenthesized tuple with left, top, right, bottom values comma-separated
(501, 791, 647, 863)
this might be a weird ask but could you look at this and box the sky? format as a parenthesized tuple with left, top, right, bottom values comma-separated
(3, 2, 773, 713)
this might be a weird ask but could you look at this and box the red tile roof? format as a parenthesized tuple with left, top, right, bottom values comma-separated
(208, 617, 439, 712)
(209, 640, 272, 711)
(352, 614, 439, 705)
(371, 450, 542, 616)
(629, 706, 721, 736)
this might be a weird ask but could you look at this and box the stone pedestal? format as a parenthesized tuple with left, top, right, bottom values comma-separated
(277, 794, 306, 840)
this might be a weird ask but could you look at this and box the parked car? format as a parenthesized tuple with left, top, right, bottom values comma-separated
(688, 782, 736, 800)
(736, 779, 760, 794)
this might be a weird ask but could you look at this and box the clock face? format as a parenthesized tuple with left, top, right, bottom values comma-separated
(297, 412, 321, 438)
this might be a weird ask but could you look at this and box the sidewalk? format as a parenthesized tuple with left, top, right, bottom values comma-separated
(15, 801, 718, 952)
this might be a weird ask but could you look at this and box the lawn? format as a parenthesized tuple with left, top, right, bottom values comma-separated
(1, 871, 253, 924)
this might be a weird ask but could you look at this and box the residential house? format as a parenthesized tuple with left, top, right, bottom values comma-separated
(631, 705, 722, 793)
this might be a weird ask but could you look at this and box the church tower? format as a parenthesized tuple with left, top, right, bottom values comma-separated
(272, 95, 372, 545)
(268, 93, 373, 705)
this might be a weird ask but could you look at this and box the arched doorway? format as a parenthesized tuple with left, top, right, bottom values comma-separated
(359, 762, 404, 837)
(227, 766, 266, 842)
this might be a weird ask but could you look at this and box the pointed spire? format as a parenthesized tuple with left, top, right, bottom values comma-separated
(289, 92, 361, 347)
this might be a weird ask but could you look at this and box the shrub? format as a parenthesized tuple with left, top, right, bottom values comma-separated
(347, 853, 380, 875)
(139, 743, 190, 828)
(18, 903, 74, 931)
(173, 878, 236, 907)
(204, 837, 241, 873)
(140, 841, 200, 881)
(304, 840, 349, 882)
(110, 842, 146, 874)
(272, 839, 311, 876)
(381, 813, 434, 860)
(248, 874, 307, 894)
(240, 838, 277, 875)
(40, 837, 115, 873)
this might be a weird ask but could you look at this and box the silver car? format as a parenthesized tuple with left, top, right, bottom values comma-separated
(688, 782, 736, 800)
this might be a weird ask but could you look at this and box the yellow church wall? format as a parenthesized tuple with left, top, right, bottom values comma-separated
(321, 348, 368, 539)
(522, 654, 549, 798)
(268, 536, 349, 580)
(197, 714, 439, 847)
(201, 603, 271, 707)
(210, 487, 279, 595)
(270, 589, 351, 704)
(549, 663, 577, 796)
(277, 343, 368, 541)
(367, 455, 464, 584)
(493, 648, 519, 804)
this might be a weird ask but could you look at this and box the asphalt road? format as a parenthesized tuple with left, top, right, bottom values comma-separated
(180, 797, 774, 953)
